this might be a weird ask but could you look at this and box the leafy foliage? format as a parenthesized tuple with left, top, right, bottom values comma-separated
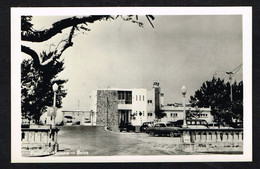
(21, 51, 67, 123)
(190, 77, 243, 126)
(21, 16, 33, 32)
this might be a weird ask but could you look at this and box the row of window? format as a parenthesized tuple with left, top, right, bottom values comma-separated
(170, 113, 178, 117)
(198, 114, 208, 117)
(136, 95, 145, 101)
(164, 113, 178, 118)
(118, 91, 153, 104)
(167, 113, 208, 118)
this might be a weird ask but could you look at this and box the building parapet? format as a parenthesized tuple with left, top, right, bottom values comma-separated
(161, 106, 211, 111)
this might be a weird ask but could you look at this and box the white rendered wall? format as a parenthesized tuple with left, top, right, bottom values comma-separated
(131, 89, 147, 126)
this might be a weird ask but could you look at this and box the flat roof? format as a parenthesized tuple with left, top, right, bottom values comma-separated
(96, 88, 147, 91)
(160, 106, 211, 111)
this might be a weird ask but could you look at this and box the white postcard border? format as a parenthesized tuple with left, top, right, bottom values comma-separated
(11, 7, 252, 163)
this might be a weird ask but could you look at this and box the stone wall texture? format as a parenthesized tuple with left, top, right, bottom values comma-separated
(96, 90, 119, 128)
(154, 87, 160, 117)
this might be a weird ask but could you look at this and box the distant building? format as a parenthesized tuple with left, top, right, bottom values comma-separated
(62, 110, 95, 126)
(160, 105, 212, 123)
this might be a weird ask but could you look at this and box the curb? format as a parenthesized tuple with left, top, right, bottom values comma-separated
(104, 126, 120, 135)
(104, 127, 146, 135)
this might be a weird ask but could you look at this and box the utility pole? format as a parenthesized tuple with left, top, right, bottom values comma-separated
(214, 64, 242, 102)
(107, 97, 109, 127)
(226, 71, 233, 102)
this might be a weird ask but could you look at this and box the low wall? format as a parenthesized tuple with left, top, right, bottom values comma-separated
(21, 125, 59, 156)
(179, 128, 243, 153)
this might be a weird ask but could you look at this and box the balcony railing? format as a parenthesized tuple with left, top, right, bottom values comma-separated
(118, 100, 132, 104)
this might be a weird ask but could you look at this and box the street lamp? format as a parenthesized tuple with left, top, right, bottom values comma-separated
(181, 86, 187, 128)
(52, 83, 59, 127)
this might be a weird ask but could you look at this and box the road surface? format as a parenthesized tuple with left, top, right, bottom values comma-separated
(56, 126, 184, 156)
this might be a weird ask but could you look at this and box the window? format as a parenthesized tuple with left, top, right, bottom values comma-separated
(118, 91, 132, 104)
(148, 100, 153, 104)
(148, 113, 153, 116)
(143, 95, 145, 101)
(136, 95, 138, 101)
(139, 95, 141, 101)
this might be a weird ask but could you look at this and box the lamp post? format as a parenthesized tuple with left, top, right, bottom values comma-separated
(52, 83, 59, 127)
(181, 86, 187, 128)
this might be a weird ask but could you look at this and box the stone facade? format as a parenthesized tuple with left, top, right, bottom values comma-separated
(154, 84, 160, 118)
(96, 90, 118, 128)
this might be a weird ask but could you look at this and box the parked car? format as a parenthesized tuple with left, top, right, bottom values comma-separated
(230, 122, 243, 128)
(140, 122, 154, 132)
(207, 122, 219, 128)
(119, 122, 136, 132)
(73, 121, 81, 125)
(166, 121, 178, 127)
(146, 122, 181, 137)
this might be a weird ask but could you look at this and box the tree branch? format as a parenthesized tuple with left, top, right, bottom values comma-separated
(21, 45, 40, 66)
(22, 26, 76, 67)
(21, 15, 155, 68)
(54, 26, 76, 59)
(22, 15, 110, 42)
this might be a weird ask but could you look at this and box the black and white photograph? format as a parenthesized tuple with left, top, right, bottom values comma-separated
(11, 7, 252, 162)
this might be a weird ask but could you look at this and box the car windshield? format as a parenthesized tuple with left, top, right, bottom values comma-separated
(160, 124, 166, 127)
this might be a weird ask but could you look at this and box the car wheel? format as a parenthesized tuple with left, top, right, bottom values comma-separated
(120, 129, 122, 132)
(169, 132, 175, 137)
(149, 131, 155, 137)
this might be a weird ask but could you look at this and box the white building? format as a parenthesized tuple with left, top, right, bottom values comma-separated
(88, 82, 213, 130)
(160, 105, 213, 123)
(88, 88, 155, 127)
(61, 110, 96, 126)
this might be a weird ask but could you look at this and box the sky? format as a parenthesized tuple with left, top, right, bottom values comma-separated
(23, 15, 243, 111)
